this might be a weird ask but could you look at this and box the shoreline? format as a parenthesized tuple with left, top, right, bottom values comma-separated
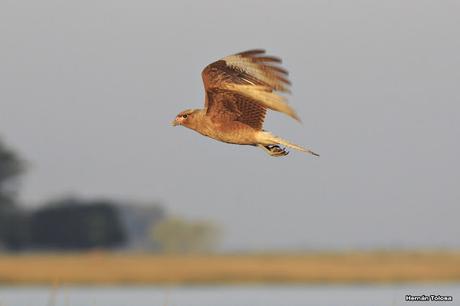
(1, 251, 459, 285)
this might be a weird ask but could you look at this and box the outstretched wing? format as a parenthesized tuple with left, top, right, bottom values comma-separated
(201, 49, 300, 124)
(205, 89, 267, 130)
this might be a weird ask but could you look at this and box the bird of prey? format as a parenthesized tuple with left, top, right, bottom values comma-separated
(172, 49, 319, 157)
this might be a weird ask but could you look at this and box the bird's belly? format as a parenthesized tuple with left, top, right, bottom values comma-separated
(198, 123, 256, 145)
(215, 133, 255, 145)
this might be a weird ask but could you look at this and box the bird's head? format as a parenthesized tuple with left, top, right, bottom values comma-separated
(171, 109, 200, 127)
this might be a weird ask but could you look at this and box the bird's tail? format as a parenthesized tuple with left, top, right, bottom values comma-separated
(257, 131, 319, 156)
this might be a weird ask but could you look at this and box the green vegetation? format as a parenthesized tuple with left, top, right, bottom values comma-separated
(151, 217, 220, 253)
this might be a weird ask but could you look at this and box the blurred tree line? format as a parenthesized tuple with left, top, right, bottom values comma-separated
(0, 138, 220, 253)
(0, 139, 24, 248)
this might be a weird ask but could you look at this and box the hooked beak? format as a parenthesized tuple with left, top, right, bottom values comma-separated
(171, 119, 179, 126)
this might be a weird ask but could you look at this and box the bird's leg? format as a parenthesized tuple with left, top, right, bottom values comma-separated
(268, 145, 289, 156)
(257, 144, 289, 157)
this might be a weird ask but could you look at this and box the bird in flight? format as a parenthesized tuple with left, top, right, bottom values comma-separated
(172, 49, 319, 157)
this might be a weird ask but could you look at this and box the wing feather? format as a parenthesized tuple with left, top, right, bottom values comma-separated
(202, 49, 300, 123)
(222, 84, 299, 122)
(207, 89, 267, 130)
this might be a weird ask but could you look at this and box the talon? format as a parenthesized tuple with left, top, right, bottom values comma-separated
(269, 145, 289, 156)
(258, 144, 289, 157)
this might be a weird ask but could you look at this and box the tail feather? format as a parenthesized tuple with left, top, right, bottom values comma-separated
(257, 131, 319, 157)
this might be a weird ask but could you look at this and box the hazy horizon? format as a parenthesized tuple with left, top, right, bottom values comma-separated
(1, 0, 459, 250)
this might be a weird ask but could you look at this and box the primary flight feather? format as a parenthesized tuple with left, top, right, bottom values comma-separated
(172, 49, 319, 157)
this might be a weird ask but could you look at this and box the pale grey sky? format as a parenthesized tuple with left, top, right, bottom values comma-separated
(1, 0, 459, 250)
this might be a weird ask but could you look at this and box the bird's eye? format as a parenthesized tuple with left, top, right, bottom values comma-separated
(182, 114, 188, 119)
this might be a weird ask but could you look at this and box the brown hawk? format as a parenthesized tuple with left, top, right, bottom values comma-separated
(172, 49, 319, 157)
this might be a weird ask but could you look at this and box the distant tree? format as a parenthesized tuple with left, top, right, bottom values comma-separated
(0, 138, 24, 248)
(150, 217, 220, 254)
(0, 211, 30, 250)
(29, 197, 126, 250)
(117, 203, 165, 250)
(0, 138, 24, 209)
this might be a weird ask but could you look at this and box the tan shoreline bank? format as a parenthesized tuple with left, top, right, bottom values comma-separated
(0, 251, 459, 285)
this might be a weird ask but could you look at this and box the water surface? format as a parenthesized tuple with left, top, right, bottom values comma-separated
(0, 284, 458, 306)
